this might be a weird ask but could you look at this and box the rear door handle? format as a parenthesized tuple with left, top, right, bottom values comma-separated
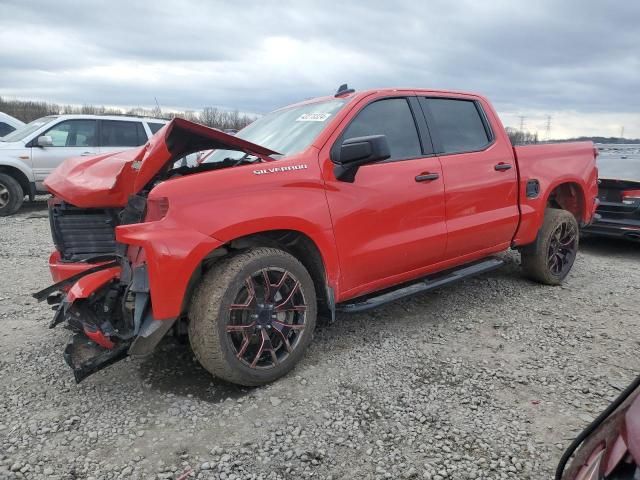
(415, 173, 440, 182)
(494, 163, 512, 171)
(81, 152, 95, 156)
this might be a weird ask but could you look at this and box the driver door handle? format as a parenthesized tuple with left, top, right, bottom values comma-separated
(81, 152, 95, 156)
(494, 162, 512, 171)
(415, 173, 440, 182)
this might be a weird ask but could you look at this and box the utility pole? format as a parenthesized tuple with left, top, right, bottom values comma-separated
(154, 97, 162, 117)
(518, 116, 526, 132)
(545, 115, 552, 140)
(620, 126, 625, 142)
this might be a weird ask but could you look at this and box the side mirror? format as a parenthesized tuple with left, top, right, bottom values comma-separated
(37, 135, 53, 147)
(332, 135, 390, 182)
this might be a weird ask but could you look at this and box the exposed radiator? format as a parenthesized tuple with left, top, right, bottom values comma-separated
(49, 203, 118, 262)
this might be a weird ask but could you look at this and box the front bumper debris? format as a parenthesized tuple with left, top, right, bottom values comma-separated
(64, 333, 129, 383)
(35, 253, 175, 383)
(34, 259, 128, 383)
(32, 260, 119, 302)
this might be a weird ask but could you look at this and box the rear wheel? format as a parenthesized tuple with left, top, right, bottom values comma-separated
(521, 208, 579, 285)
(0, 173, 24, 216)
(188, 247, 317, 386)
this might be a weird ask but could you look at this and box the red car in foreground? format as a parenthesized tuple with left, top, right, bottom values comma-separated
(35, 85, 599, 386)
(557, 374, 640, 479)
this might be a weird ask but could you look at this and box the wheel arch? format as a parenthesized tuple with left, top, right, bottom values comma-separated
(544, 181, 586, 224)
(514, 178, 590, 247)
(0, 164, 31, 196)
(181, 229, 337, 320)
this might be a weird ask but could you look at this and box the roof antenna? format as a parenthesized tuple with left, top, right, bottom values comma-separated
(335, 83, 355, 97)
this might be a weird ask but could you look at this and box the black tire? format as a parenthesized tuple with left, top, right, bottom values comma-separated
(0, 173, 24, 217)
(521, 208, 579, 285)
(188, 247, 317, 386)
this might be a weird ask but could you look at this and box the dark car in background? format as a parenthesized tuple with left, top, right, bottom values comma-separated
(583, 144, 640, 242)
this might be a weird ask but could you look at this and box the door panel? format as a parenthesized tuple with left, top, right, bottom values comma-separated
(420, 97, 519, 258)
(322, 96, 447, 295)
(438, 147, 519, 258)
(324, 158, 447, 293)
(31, 120, 98, 183)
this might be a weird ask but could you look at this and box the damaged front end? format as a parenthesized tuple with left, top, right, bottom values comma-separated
(34, 118, 276, 383)
(34, 197, 175, 382)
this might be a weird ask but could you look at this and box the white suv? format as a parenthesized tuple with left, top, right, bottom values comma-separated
(0, 114, 167, 215)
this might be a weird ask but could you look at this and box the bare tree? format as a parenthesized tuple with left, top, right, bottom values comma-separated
(201, 107, 221, 127)
(505, 127, 539, 145)
(0, 96, 256, 129)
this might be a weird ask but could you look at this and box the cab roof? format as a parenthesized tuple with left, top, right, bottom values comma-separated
(278, 87, 484, 111)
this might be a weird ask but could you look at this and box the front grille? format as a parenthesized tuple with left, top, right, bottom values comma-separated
(50, 203, 118, 262)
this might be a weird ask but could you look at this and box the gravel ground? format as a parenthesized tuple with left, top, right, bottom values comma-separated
(1, 200, 639, 480)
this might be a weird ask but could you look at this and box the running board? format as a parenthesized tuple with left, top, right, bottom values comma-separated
(336, 258, 504, 313)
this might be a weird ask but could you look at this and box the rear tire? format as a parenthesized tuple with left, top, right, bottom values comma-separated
(188, 247, 317, 386)
(0, 173, 24, 216)
(521, 208, 579, 285)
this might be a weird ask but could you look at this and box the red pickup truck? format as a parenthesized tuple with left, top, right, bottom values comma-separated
(35, 86, 599, 386)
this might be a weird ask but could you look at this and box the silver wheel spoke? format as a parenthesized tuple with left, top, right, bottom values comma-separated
(0, 186, 8, 207)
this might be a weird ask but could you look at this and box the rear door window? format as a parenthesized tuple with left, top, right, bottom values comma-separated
(147, 122, 165, 135)
(44, 120, 97, 147)
(0, 122, 15, 137)
(342, 98, 421, 161)
(422, 98, 491, 154)
(100, 120, 146, 147)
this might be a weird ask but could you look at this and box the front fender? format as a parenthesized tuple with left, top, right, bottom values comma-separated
(0, 154, 35, 182)
(117, 217, 340, 320)
(145, 154, 342, 302)
(116, 221, 223, 320)
(214, 216, 339, 284)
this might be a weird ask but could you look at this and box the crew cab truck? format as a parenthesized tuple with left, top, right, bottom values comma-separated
(35, 86, 599, 386)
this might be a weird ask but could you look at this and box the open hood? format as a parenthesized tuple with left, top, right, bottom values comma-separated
(45, 118, 278, 208)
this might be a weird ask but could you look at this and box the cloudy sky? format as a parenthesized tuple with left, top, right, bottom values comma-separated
(1, 0, 638, 138)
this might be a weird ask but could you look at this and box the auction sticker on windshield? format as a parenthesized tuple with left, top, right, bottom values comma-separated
(296, 113, 331, 122)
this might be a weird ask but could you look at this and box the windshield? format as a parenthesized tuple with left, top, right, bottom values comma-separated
(1, 116, 58, 142)
(205, 99, 346, 164)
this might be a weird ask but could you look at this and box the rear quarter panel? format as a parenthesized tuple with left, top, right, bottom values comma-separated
(512, 142, 598, 246)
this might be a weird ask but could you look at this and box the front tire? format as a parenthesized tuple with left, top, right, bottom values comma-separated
(188, 247, 317, 386)
(0, 173, 24, 217)
(520, 208, 579, 285)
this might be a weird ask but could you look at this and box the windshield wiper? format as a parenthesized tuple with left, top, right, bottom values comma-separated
(228, 153, 264, 167)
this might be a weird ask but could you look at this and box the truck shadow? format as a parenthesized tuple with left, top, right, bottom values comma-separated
(137, 336, 253, 403)
(580, 236, 640, 260)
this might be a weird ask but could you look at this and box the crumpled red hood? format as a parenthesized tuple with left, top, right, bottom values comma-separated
(45, 118, 278, 208)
